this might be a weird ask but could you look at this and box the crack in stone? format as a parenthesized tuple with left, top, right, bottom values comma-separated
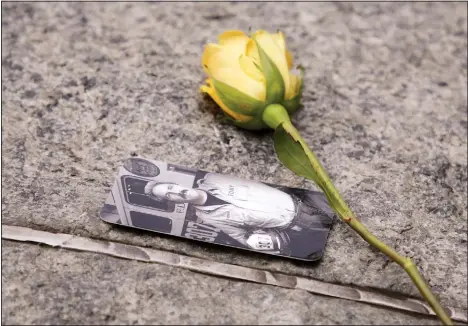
(2, 225, 467, 323)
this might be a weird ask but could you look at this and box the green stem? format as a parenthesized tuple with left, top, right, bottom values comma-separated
(263, 104, 454, 325)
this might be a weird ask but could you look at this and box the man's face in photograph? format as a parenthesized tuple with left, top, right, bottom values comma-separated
(151, 183, 200, 203)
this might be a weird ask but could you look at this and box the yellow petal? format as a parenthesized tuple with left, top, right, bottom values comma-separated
(239, 54, 264, 82)
(285, 73, 301, 100)
(202, 43, 231, 73)
(272, 31, 286, 52)
(200, 80, 252, 123)
(271, 32, 293, 69)
(202, 33, 249, 69)
(247, 30, 290, 93)
(211, 67, 266, 101)
(202, 36, 265, 101)
(218, 30, 250, 52)
(286, 50, 293, 69)
(247, 31, 288, 62)
(203, 47, 264, 100)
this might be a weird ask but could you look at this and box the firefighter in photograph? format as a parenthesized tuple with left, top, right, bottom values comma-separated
(144, 172, 334, 251)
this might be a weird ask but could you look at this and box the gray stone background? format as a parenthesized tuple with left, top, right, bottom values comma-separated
(1, 2, 467, 325)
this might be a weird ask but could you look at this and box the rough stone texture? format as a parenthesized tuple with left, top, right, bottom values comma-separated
(2, 241, 441, 325)
(1, 1, 467, 322)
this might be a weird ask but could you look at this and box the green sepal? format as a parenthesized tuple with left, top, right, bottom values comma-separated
(273, 123, 320, 182)
(254, 39, 285, 105)
(273, 122, 347, 217)
(233, 117, 268, 130)
(212, 78, 265, 116)
(282, 94, 301, 115)
(219, 111, 268, 131)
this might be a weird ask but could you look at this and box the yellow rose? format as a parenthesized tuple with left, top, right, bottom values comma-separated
(200, 30, 303, 130)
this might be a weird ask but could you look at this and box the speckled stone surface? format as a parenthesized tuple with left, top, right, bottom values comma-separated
(2, 241, 441, 325)
(2, 2, 467, 323)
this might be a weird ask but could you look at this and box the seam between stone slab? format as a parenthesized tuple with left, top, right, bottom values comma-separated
(2, 224, 466, 323)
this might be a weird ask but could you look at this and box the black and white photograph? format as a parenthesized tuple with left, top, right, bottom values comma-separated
(101, 157, 336, 261)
